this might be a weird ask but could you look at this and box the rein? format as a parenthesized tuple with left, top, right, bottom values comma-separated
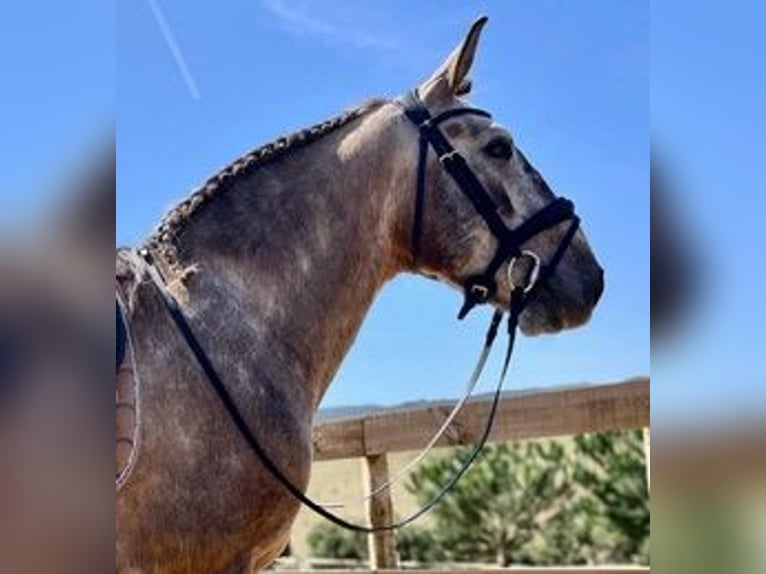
(132, 91, 579, 532)
(143, 255, 512, 533)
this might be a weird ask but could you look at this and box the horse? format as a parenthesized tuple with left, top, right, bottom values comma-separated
(116, 17, 604, 574)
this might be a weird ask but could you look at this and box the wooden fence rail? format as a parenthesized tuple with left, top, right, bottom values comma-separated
(295, 569, 650, 574)
(308, 378, 650, 572)
(313, 378, 649, 461)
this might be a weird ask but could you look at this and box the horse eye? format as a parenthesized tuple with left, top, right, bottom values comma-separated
(483, 138, 513, 160)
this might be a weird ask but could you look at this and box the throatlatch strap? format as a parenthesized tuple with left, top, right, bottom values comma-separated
(411, 133, 429, 263)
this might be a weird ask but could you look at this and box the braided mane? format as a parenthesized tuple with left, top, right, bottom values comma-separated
(146, 99, 387, 255)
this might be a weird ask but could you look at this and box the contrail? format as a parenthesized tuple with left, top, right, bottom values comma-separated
(147, 0, 201, 101)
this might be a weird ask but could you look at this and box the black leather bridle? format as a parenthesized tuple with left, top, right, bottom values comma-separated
(398, 90, 580, 319)
(125, 91, 582, 533)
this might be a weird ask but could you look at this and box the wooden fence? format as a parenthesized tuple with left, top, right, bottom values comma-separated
(307, 377, 650, 574)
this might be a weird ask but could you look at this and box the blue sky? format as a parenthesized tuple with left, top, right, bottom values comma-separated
(3, 1, 762, 429)
(651, 1, 766, 426)
(0, 1, 113, 223)
(117, 1, 649, 410)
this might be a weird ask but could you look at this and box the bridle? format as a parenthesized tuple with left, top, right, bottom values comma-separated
(399, 89, 580, 320)
(126, 90, 581, 532)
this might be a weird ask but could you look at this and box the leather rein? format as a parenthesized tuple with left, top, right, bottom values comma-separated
(126, 90, 579, 532)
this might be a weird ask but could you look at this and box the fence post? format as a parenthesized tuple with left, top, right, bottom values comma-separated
(364, 453, 398, 569)
(643, 427, 651, 491)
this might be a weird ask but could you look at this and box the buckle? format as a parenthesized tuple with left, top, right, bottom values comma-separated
(458, 278, 495, 320)
(470, 283, 490, 300)
(438, 150, 459, 164)
(507, 250, 541, 294)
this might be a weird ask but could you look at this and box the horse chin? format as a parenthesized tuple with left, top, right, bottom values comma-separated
(517, 287, 594, 336)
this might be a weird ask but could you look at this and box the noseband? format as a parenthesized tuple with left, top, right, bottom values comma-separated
(398, 90, 580, 318)
(128, 91, 584, 534)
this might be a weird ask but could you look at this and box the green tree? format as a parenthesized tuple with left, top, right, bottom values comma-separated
(523, 493, 612, 564)
(406, 432, 650, 566)
(307, 522, 367, 561)
(396, 525, 445, 564)
(308, 432, 650, 566)
(407, 441, 574, 566)
(306, 523, 445, 565)
(571, 430, 650, 563)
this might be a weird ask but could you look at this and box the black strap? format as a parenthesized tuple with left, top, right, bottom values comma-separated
(402, 91, 499, 262)
(144, 255, 513, 533)
(116, 299, 127, 372)
(398, 90, 579, 320)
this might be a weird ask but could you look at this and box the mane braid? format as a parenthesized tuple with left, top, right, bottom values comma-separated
(145, 99, 386, 268)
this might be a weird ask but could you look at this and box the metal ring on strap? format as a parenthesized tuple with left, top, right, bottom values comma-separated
(507, 250, 542, 295)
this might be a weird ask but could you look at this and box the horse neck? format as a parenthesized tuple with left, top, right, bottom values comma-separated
(164, 103, 415, 410)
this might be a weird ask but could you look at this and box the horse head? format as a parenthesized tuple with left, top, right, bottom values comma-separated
(398, 17, 604, 334)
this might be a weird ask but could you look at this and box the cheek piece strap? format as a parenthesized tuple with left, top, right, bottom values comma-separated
(397, 90, 580, 319)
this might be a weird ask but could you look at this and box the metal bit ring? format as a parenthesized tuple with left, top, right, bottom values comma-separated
(507, 250, 542, 294)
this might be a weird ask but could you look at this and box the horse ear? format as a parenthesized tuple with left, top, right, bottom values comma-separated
(420, 16, 488, 102)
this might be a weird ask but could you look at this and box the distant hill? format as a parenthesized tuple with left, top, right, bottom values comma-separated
(313, 381, 605, 424)
(313, 404, 383, 424)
